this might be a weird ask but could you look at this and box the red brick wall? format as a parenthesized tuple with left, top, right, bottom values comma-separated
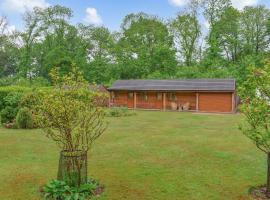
(198, 92, 232, 112)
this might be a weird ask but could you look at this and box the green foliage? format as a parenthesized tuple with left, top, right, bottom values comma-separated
(117, 12, 177, 79)
(43, 179, 99, 200)
(0, 106, 17, 124)
(0, 86, 30, 110)
(0, 77, 18, 86)
(0, 92, 23, 123)
(239, 60, 270, 154)
(1, 4, 270, 87)
(16, 107, 34, 129)
(170, 13, 201, 66)
(106, 107, 136, 117)
(36, 64, 107, 152)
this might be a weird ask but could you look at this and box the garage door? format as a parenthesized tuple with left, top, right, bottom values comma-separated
(198, 92, 232, 112)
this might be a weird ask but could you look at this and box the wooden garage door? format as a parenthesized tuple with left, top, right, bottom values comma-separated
(198, 92, 232, 112)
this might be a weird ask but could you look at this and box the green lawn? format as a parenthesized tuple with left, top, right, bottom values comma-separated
(0, 111, 265, 200)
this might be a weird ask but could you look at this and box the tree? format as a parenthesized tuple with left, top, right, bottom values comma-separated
(37, 64, 107, 186)
(0, 16, 18, 78)
(20, 5, 76, 80)
(171, 13, 201, 66)
(240, 6, 270, 55)
(203, 0, 231, 27)
(214, 7, 241, 62)
(117, 13, 177, 79)
(77, 24, 117, 83)
(239, 60, 270, 195)
(203, 0, 231, 66)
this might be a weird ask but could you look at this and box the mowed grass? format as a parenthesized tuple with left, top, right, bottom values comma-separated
(0, 111, 266, 200)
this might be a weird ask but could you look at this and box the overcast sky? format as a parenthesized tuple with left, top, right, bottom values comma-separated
(0, 0, 270, 32)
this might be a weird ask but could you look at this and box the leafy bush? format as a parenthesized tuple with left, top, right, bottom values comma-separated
(0, 92, 23, 124)
(43, 179, 100, 200)
(16, 107, 34, 129)
(0, 106, 17, 124)
(20, 91, 46, 128)
(19, 91, 43, 110)
(0, 87, 50, 126)
(0, 86, 30, 111)
(106, 107, 136, 117)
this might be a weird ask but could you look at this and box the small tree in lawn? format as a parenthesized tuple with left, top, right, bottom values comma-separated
(239, 60, 270, 195)
(37, 64, 107, 186)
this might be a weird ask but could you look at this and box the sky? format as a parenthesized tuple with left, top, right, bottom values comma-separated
(0, 0, 270, 32)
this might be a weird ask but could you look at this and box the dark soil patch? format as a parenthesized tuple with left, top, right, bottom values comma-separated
(249, 185, 270, 200)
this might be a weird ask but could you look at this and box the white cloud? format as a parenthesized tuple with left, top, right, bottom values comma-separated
(84, 7, 102, 25)
(168, 0, 189, 7)
(231, 0, 258, 10)
(1, 0, 49, 13)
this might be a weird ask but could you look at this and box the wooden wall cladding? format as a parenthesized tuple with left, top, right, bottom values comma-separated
(198, 92, 232, 112)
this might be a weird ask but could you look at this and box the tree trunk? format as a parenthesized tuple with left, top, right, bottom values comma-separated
(267, 152, 270, 196)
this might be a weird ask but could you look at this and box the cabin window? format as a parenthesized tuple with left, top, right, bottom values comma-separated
(139, 92, 148, 101)
(128, 92, 133, 99)
(168, 92, 177, 101)
(157, 93, 162, 100)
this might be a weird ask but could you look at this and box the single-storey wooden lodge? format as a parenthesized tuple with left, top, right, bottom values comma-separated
(108, 79, 237, 113)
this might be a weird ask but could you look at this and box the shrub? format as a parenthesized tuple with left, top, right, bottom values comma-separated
(0, 86, 30, 111)
(16, 107, 34, 129)
(0, 92, 23, 124)
(0, 106, 17, 124)
(43, 179, 100, 200)
(106, 107, 136, 117)
(20, 91, 43, 110)
(0, 86, 50, 126)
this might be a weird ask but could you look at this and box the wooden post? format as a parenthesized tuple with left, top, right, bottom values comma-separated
(163, 92, 166, 111)
(196, 92, 199, 111)
(231, 92, 235, 113)
(109, 91, 111, 107)
(134, 92, 137, 109)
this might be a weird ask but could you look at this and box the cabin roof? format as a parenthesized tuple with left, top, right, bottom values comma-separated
(108, 79, 236, 91)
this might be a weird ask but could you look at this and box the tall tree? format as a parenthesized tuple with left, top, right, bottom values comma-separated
(214, 7, 241, 62)
(0, 16, 18, 78)
(203, 0, 232, 66)
(20, 5, 75, 80)
(203, 0, 232, 27)
(171, 13, 201, 66)
(240, 6, 270, 55)
(77, 25, 117, 83)
(117, 13, 177, 79)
